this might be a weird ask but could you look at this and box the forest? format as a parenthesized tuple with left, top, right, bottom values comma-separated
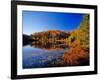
(23, 14, 89, 66)
(64, 14, 89, 65)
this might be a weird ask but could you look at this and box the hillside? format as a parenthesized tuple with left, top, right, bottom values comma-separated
(23, 34, 33, 46)
(31, 30, 70, 43)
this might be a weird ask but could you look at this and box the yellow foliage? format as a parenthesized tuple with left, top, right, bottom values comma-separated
(64, 14, 90, 66)
(66, 14, 89, 49)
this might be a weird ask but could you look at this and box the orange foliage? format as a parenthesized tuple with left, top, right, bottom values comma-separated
(63, 44, 89, 66)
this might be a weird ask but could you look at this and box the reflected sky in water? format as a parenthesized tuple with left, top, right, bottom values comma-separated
(23, 42, 68, 69)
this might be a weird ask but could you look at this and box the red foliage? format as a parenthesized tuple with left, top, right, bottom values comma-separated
(63, 44, 89, 66)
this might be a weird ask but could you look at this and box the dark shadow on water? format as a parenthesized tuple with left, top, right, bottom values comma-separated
(29, 41, 69, 50)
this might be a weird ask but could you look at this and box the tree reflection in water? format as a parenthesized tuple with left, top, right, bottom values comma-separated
(23, 41, 69, 69)
(31, 41, 69, 51)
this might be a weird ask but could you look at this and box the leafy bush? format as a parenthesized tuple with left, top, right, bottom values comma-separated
(63, 42, 89, 65)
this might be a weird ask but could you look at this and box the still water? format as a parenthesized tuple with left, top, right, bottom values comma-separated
(23, 42, 68, 69)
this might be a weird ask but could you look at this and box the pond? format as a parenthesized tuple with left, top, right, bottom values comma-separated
(23, 42, 69, 69)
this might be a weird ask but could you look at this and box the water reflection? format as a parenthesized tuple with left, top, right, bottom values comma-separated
(23, 41, 69, 69)
(31, 41, 69, 50)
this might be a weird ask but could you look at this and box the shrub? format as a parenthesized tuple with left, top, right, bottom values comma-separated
(63, 44, 89, 66)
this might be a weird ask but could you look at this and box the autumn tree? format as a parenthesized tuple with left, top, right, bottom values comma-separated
(66, 14, 89, 49)
(64, 14, 90, 65)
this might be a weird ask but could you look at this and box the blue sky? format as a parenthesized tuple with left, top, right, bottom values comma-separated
(22, 11, 84, 35)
